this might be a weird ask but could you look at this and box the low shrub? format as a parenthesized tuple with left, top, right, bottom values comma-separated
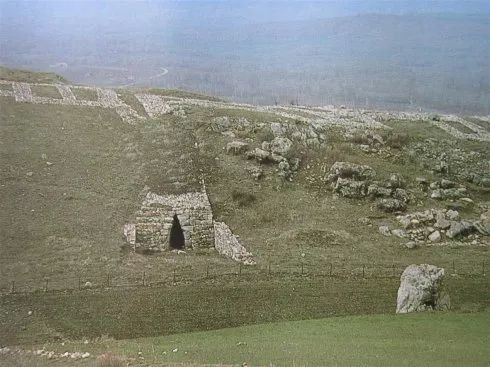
(231, 189, 256, 207)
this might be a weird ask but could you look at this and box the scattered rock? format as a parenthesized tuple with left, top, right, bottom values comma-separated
(387, 174, 405, 189)
(327, 161, 376, 182)
(446, 221, 474, 239)
(226, 141, 249, 155)
(396, 264, 450, 313)
(403, 241, 418, 249)
(247, 166, 263, 180)
(428, 230, 441, 243)
(246, 148, 270, 163)
(379, 225, 391, 236)
(392, 229, 407, 238)
(334, 178, 367, 198)
(377, 198, 407, 212)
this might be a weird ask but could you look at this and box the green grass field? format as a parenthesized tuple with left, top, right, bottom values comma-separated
(103, 311, 490, 366)
(1, 312, 485, 367)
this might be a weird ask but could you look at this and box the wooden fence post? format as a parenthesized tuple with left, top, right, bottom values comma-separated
(362, 265, 365, 279)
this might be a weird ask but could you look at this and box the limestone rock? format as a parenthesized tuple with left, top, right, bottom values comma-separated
(247, 166, 263, 180)
(367, 184, 392, 198)
(327, 161, 376, 182)
(334, 178, 367, 198)
(246, 148, 271, 163)
(392, 229, 407, 238)
(446, 221, 474, 239)
(428, 230, 441, 243)
(403, 241, 418, 249)
(379, 225, 391, 236)
(377, 198, 407, 212)
(396, 264, 450, 313)
(270, 137, 293, 155)
(387, 173, 405, 189)
(214, 222, 255, 265)
(473, 220, 490, 236)
(226, 141, 249, 155)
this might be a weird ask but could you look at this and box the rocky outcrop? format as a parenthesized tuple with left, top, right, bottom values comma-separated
(377, 198, 407, 212)
(396, 264, 450, 313)
(270, 136, 293, 156)
(226, 141, 249, 155)
(390, 209, 484, 246)
(327, 161, 376, 182)
(214, 222, 255, 265)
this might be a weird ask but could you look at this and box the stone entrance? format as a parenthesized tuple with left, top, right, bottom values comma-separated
(169, 214, 185, 250)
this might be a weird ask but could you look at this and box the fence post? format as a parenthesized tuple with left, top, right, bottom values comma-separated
(362, 265, 365, 279)
(11, 280, 15, 294)
(206, 264, 210, 279)
(329, 263, 333, 277)
(107, 274, 110, 287)
(142, 271, 146, 287)
(44, 279, 49, 292)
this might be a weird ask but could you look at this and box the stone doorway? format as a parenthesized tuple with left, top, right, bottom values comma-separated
(169, 214, 185, 249)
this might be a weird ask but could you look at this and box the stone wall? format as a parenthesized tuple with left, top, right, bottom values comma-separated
(129, 191, 214, 252)
(214, 221, 255, 265)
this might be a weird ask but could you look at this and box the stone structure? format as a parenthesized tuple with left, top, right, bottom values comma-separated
(214, 222, 255, 265)
(396, 264, 450, 313)
(126, 190, 214, 252)
(2, 79, 489, 141)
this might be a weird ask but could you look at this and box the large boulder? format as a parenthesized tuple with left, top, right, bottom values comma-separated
(446, 221, 475, 238)
(334, 178, 367, 198)
(377, 198, 407, 212)
(246, 148, 271, 163)
(396, 264, 450, 313)
(270, 137, 293, 155)
(327, 161, 376, 182)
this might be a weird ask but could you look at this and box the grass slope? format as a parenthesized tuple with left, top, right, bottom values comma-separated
(0, 67, 489, 348)
(7, 312, 486, 367)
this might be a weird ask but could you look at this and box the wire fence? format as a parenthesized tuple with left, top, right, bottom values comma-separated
(1, 259, 486, 295)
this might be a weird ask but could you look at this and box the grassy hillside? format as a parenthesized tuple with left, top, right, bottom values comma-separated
(2, 312, 489, 366)
(0, 67, 489, 347)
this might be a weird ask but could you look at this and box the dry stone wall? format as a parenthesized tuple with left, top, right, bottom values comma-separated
(1, 79, 489, 141)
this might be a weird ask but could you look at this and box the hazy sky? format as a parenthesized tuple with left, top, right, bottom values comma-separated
(1, 1, 489, 113)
